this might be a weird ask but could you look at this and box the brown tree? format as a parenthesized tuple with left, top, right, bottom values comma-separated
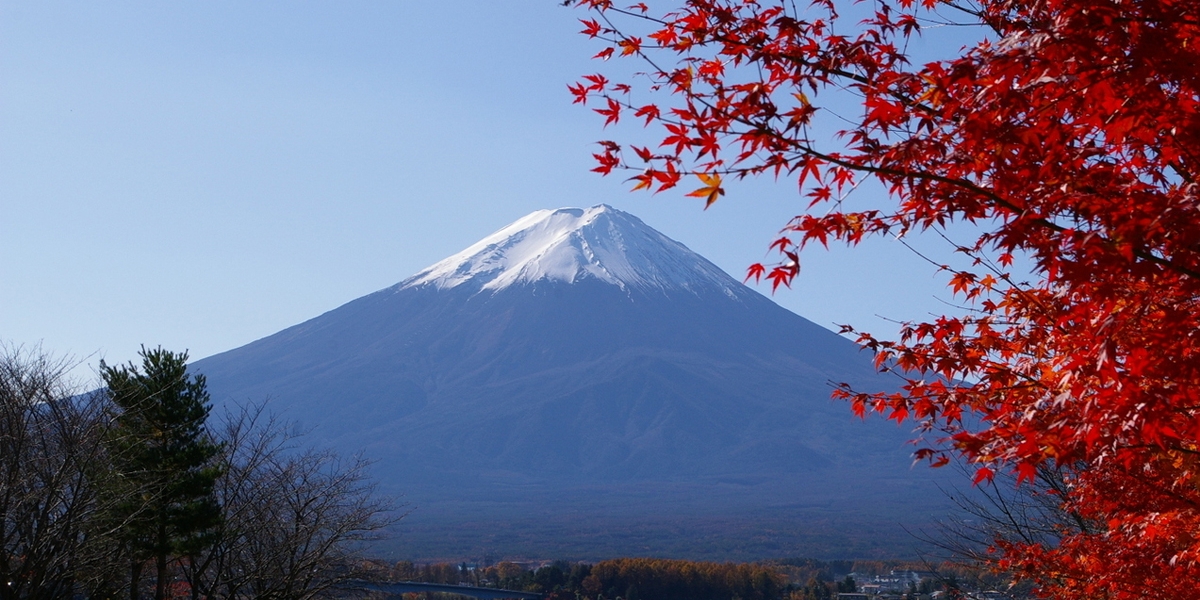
(0, 344, 117, 600)
(184, 403, 398, 600)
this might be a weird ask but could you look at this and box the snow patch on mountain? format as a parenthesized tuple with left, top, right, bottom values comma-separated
(403, 205, 746, 297)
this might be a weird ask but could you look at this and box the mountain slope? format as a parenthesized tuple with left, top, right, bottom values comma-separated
(192, 205, 949, 560)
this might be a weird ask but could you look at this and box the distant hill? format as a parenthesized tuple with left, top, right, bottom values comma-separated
(192, 205, 953, 561)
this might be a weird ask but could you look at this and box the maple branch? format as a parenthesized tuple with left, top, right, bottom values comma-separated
(791, 141, 1200, 281)
(1168, 160, 1195, 185)
(578, 2, 667, 26)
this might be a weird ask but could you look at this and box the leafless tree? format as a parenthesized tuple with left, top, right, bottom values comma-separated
(2, 344, 398, 600)
(185, 403, 400, 600)
(915, 462, 1098, 597)
(933, 462, 1096, 564)
(0, 344, 120, 600)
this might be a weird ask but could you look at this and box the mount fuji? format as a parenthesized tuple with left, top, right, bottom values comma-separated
(192, 205, 951, 560)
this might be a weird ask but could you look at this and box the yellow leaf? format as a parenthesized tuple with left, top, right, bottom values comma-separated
(685, 172, 724, 208)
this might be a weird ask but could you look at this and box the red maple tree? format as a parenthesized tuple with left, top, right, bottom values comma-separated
(570, 0, 1200, 597)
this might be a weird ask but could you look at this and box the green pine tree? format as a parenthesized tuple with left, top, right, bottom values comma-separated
(101, 347, 223, 600)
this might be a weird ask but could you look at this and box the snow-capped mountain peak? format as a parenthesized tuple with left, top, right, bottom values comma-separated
(402, 205, 744, 296)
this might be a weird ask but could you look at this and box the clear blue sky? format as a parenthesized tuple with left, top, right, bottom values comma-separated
(1, 1, 975, 382)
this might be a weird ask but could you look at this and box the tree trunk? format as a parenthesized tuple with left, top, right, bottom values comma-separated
(154, 525, 168, 600)
(130, 561, 142, 600)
